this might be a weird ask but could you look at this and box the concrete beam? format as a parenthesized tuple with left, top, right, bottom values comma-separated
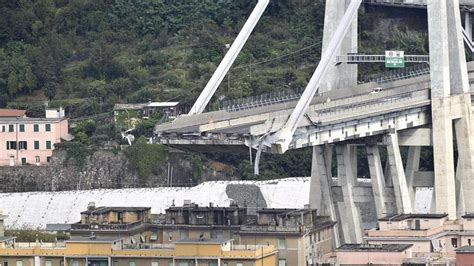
(431, 99, 457, 218)
(386, 132, 413, 214)
(405, 146, 421, 204)
(398, 128, 432, 146)
(413, 171, 434, 187)
(309, 145, 340, 247)
(366, 145, 388, 218)
(336, 145, 363, 243)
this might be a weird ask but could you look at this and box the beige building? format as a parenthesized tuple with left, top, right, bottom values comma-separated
(365, 213, 474, 263)
(336, 244, 413, 265)
(0, 236, 276, 266)
(66, 204, 336, 266)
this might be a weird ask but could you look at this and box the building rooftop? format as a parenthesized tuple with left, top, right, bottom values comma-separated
(456, 245, 474, 252)
(80, 206, 151, 215)
(337, 243, 413, 252)
(257, 208, 312, 214)
(0, 236, 15, 242)
(0, 108, 26, 118)
(166, 205, 242, 212)
(175, 238, 230, 244)
(46, 223, 72, 231)
(114, 102, 179, 110)
(378, 213, 448, 221)
(462, 213, 474, 219)
(67, 236, 122, 243)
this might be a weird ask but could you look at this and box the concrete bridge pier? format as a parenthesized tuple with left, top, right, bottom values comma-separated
(320, 0, 358, 93)
(386, 132, 413, 214)
(335, 144, 363, 243)
(309, 145, 340, 247)
(366, 145, 388, 219)
(428, 0, 473, 218)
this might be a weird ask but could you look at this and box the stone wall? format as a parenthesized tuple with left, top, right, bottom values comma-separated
(0, 150, 239, 193)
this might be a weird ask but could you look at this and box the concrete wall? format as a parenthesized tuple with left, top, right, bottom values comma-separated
(0, 150, 238, 193)
(336, 249, 412, 265)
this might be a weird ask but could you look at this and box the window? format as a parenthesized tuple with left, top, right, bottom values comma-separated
(236, 263, 243, 266)
(34, 141, 40, 150)
(18, 141, 27, 150)
(151, 262, 159, 266)
(178, 263, 188, 266)
(16, 261, 23, 266)
(60, 261, 64, 266)
(150, 230, 158, 241)
(70, 260, 78, 266)
(168, 261, 174, 266)
(45, 261, 52, 266)
(35, 156, 40, 165)
(9, 125, 14, 132)
(129, 261, 136, 266)
(34, 124, 39, 132)
(469, 239, 472, 246)
(21, 158, 27, 165)
(113, 261, 119, 266)
(4, 262, 8, 266)
(278, 259, 286, 266)
(45, 124, 51, 132)
(46, 156, 52, 163)
(180, 230, 188, 240)
(19, 124, 25, 132)
(6, 141, 17, 150)
(46, 141, 52, 149)
(2, 125, 5, 132)
(223, 263, 228, 266)
(278, 238, 286, 249)
(208, 262, 217, 266)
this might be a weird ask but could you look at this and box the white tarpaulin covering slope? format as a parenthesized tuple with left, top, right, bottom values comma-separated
(0, 178, 310, 229)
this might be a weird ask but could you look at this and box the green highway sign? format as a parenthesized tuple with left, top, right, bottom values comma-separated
(385, 50, 405, 68)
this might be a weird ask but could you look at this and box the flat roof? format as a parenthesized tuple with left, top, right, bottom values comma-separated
(379, 213, 448, 221)
(46, 223, 72, 231)
(456, 245, 474, 252)
(175, 238, 230, 244)
(257, 208, 312, 214)
(0, 117, 65, 123)
(337, 244, 413, 252)
(462, 213, 474, 219)
(0, 236, 15, 242)
(67, 236, 122, 243)
(115, 102, 179, 110)
(166, 206, 242, 212)
(81, 206, 151, 215)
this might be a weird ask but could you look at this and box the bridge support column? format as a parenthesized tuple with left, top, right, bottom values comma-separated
(309, 145, 340, 247)
(367, 145, 388, 218)
(428, 0, 471, 219)
(386, 131, 413, 214)
(320, 0, 358, 93)
(454, 94, 474, 215)
(405, 146, 421, 205)
(336, 144, 363, 243)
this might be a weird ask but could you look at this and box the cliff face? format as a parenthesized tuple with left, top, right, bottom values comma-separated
(0, 150, 239, 193)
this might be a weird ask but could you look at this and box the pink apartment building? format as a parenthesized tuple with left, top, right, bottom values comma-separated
(0, 107, 70, 166)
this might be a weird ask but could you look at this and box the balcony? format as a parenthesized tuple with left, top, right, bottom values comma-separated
(70, 221, 146, 231)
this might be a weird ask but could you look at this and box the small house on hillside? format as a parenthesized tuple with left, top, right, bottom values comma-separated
(114, 102, 180, 130)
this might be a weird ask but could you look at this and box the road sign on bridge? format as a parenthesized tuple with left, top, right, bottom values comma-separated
(385, 50, 405, 68)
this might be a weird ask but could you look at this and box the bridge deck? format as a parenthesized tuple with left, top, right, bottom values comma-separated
(155, 62, 474, 152)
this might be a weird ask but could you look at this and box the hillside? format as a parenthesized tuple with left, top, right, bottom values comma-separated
(0, 1, 430, 181)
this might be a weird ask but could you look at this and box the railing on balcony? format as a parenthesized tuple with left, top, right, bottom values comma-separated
(122, 243, 175, 250)
(240, 225, 303, 233)
(70, 221, 146, 231)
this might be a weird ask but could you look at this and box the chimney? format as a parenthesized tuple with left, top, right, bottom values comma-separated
(87, 202, 96, 211)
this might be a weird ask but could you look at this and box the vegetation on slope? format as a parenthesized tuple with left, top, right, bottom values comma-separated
(0, 1, 432, 180)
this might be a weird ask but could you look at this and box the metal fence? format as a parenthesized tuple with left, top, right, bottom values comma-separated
(361, 64, 430, 84)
